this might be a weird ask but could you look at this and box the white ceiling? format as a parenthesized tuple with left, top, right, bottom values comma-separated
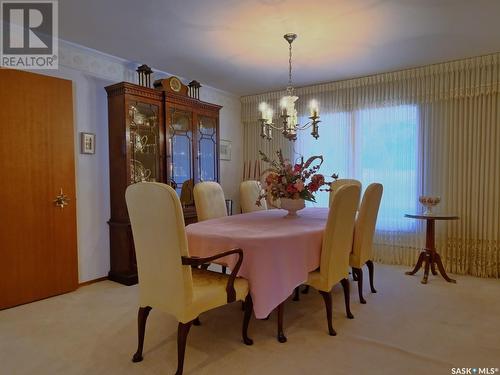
(60, 0, 500, 95)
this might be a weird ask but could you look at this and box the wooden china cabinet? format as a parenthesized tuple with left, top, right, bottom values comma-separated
(106, 79, 221, 285)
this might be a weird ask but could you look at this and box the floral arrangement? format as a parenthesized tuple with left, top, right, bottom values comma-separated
(257, 149, 338, 206)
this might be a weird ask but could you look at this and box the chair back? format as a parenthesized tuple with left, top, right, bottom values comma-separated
(240, 180, 267, 213)
(126, 182, 193, 317)
(194, 181, 228, 221)
(351, 183, 383, 267)
(329, 179, 362, 207)
(180, 178, 194, 206)
(320, 184, 361, 288)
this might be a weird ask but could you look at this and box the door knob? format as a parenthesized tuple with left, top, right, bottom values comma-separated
(54, 188, 70, 209)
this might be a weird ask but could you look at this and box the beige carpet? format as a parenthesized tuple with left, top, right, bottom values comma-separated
(1, 264, 499, 375)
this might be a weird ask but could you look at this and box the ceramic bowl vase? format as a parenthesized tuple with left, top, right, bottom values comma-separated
(280, 198, 305, 217)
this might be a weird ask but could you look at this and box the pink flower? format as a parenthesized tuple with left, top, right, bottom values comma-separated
(293, 164, 302, 173)
(286, 184, 297, 194)
(294, 179, 305, 192)
(308, 182, 319, 192)
(311, 174, 325, 185)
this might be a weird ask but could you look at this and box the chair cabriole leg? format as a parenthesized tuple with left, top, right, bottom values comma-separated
(366, 260, 377, 293)
(352, 268, 358, 281)
(340, 278, 354, 319)
(277, 302, 287, 343)
(132, 306, 152, 363)
(319, 290, 336, 336)
(175, 321, 193, 375)
(242, 294, 254, 345)
(353, 267, 366, 304)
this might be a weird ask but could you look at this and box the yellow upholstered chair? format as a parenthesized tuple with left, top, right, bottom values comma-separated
(305, 184, 361, 336)
(350, 183, 383, 304)
(329, 179, 362, 207)
(193, 181, 230, 274)
(193, 181, 228, 221)
(126, 182, 253, 375)
(240, 180, 267, 213)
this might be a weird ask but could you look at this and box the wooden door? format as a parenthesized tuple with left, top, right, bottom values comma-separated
(0, 69, 78, 309)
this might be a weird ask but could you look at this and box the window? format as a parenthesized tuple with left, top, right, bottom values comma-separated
(296, 111, 351, 207)
(297, 104, 419, 231)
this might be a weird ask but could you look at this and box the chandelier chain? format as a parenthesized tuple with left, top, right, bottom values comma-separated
(288, 42, 293, 87)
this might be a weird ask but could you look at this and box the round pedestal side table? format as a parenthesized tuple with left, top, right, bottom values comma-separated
(404, 213, 459, 284)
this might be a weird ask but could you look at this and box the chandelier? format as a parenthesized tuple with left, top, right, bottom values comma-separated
(258, 33, 320, 142)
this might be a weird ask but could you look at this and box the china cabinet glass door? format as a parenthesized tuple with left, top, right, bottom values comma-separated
(169, 108, 194, 200)
(128, 101, 160, 184)
(197, 115, 218, 182)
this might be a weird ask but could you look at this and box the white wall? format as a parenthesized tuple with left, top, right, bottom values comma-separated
(35, 41, 243, 283)
(200, 89, 242, 214)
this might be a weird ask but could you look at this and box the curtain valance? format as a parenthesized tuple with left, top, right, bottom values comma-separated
(241, 53, 500, 122)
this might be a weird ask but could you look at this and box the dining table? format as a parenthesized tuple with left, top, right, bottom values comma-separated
(186, 207, 329, 327)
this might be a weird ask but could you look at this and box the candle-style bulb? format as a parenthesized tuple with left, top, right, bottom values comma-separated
(266, 108, 274, 124)
(259, 102, 268, 119)
(309, 99, 319, 117)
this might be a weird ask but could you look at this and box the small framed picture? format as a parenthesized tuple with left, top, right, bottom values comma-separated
(220, 139, 231, 161)
(80, 132, 96, 154)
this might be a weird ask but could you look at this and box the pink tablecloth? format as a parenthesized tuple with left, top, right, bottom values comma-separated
(186, 207, 329, 318)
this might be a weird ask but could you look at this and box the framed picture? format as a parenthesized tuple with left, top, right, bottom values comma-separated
(80, 132, 96, 154)
(220, 139, 231, 161)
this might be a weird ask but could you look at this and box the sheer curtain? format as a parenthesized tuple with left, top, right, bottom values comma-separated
(295, 112, 351, 207)
(242, 53, 500, 278)
(296, 104, 422, 242)
(353, 105, 420, 232)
